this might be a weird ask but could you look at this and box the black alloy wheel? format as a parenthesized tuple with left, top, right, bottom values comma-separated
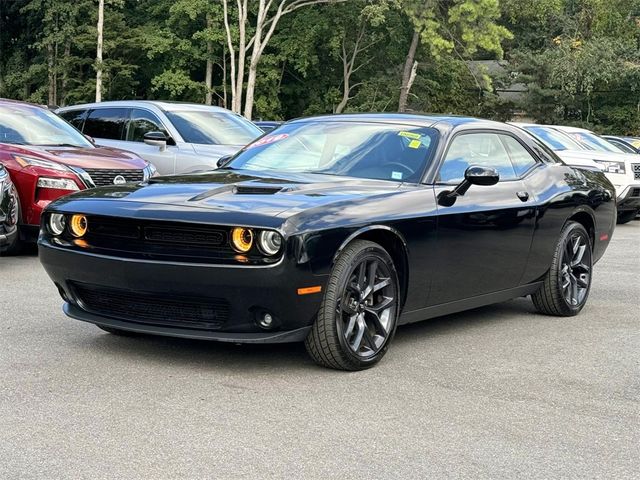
(532, 221, 593, 316)
(339, 256, 397, 358)
(560, 231, 592, 307)
(305, 240, 399, 370)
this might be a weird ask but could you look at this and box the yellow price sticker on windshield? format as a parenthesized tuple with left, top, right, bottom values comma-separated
(398, 131, 421, 140)
(408, 139, 421, 149)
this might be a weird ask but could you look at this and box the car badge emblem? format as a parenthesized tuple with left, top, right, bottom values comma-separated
(113, 175, 126, 185)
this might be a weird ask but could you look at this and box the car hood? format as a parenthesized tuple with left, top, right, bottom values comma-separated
(13, 145, 147, 169)
(190, 144, 245, 158)
(556, 148, 636, 164)
(50, 169, 403, 226)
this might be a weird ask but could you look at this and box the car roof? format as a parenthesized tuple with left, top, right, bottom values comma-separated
(287, 113, 508, 130)
(550, 125, 592, 134)
(57, 100, 233, 114)
(0, 98, 48, 110)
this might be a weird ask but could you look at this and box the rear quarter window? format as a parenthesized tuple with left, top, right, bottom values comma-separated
(58, 110, 86, 130)
(83, 108, 129, 140)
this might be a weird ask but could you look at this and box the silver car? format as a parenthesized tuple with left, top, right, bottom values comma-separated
(56, 101, 262, 175)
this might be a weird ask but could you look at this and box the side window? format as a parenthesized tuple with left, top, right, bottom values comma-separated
(58, 110, 86, 130)
(500, 135, 538, 176)
(83, 108, 128, 140)
(438, 133, 516, 183)
(127, 109, 167, 142)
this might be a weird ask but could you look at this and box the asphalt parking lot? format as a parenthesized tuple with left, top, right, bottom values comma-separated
(1, 222, 639, 479)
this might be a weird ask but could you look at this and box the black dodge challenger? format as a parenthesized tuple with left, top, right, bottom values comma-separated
(39, 114, 616, 370)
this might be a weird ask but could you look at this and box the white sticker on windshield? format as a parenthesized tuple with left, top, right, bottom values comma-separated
(391, 171, 403, 180)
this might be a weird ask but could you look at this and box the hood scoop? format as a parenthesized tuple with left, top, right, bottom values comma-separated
(187, 183, 285, 202)
(233, 185, 284, 195)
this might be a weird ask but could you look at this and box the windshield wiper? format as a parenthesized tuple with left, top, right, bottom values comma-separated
(36, 143, 82, 148)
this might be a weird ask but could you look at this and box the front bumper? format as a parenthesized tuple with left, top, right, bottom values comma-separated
(616, 184, 640, 212)
(39, 240, 327, 343)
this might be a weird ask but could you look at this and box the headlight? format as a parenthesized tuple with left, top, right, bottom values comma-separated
(49, 213, 66, 235)
(143, 163, 157, 180)
(593, 160, 625, 174)
(231, 227, 253, 253)
(69, 214, 88, 237)
(14, 155, 69, 172)
(37, 177, 80, 191)
(258, 230, 283, 256)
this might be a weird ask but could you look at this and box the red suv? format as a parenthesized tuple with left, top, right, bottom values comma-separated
(0, 99, 155, 253)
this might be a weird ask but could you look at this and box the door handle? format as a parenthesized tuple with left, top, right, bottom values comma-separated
(516, 191, 529, 202)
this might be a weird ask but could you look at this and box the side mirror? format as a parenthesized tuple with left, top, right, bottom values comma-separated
(464, 165, 500, 186)
(84, 134, 95, 144)
(143, 131, 170, 151)
(438, 165, 499, 207)
(216, 155, 233, 168)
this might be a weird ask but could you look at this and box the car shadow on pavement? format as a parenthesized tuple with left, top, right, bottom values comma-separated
(77, 297, 537, 373)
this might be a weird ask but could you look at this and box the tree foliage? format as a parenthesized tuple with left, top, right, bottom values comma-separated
(1, 0, 640, 132)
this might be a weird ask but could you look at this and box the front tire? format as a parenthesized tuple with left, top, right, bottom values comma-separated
(305, 240, 400, 371)
(532, 221, 593, 316)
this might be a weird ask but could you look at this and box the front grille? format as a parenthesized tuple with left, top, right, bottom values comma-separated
(72, 282, 230, 330)
(144, 225, 226, 246)
(83, 168, 144, 187)
(632, 163, 640, 180)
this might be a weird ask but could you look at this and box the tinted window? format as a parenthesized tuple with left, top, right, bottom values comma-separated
(228, 122, 438, 183)
(83, 108, 128, 140)
(127, 109, 167, 142)
(166, 110, 262, 145)
(501, 135, 538, 176)
(439, 133, 516, 183)
(58, 109, 86, 129)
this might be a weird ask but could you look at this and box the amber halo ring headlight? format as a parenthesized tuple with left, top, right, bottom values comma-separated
(258, 230, 283, 256)
(231, 227, 254, 253)
(69, 214, 88, 237)
(49, 213, 66, 235)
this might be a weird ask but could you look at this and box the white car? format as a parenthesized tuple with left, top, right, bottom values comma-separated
(57, 101, 263, 175)
(512, 123, 640, 224)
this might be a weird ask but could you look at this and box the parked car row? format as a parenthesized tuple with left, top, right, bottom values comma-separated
(1, 97, 631, 369)
(511, 123, 640, 223)
(0, 99, 159, 253)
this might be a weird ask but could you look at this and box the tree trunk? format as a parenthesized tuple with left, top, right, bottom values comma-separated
(222, 46, 227, 108)
(205, 14, 213, 105)
(95, 0, 104, 102)
(47, 43, 56, 106)
(60, 41, 70, 106)
(244, 61, 258, 119)
(234, 0, 248, 113)
(398, 30, 420, 112)
(222, 0, 237, 111)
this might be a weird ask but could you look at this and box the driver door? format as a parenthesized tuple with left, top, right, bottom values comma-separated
(428, 131, 537, 306)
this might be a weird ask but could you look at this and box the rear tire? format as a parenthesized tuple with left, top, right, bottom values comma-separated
(304, 240, 400, 371)
(616, 209, 638, 224)
(532, 221, 592, 316)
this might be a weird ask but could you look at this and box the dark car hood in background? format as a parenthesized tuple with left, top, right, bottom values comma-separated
(53, 169, 403, 220)
(15, 145, 147, 169)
